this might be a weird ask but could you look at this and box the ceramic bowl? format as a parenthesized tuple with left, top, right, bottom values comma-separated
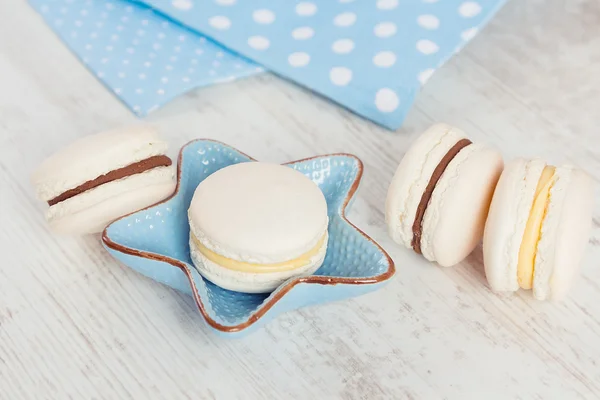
(102, 140, 395, 337)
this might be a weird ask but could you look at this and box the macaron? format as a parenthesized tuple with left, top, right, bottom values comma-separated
(483, 158, 594, 301)
(188, 162, 329, 293)
(32, 126, 176, 234)
(385, 123, 504, 266)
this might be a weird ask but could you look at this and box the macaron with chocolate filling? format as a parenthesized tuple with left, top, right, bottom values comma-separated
(385, 123, 504, 266)
(32, 126, 176, 234)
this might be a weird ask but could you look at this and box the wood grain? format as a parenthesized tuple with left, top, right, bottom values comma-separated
(1, 0, 599, 399)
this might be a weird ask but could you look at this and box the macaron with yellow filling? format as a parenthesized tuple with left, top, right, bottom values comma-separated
(188, 162, 329, 293)
(483, 158, 594, 301)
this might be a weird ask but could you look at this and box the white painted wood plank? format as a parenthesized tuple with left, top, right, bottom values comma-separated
(1, 1, 599, 399)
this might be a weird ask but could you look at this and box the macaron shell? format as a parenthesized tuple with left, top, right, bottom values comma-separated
(422, 144, 504, 267)
(32, 125, 168, 201)
(48, 167, 176, 234)
(483, 158, 545, 292)
(189, 232, 328, 293)
(188, 162, 328, 264)
(385, 123, 468, 249)
(534, 167, 594, 300)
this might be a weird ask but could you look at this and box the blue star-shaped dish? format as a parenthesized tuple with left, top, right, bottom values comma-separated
(102, 140, 395, 336)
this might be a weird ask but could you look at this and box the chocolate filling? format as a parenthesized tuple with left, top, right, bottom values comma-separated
(48, 155, 172, 206)
(411, 138, 472, 254)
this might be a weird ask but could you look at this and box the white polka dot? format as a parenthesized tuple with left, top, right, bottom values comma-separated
(216, 0, 236, 4)
(183, 76, 191, 82)
(288, 52, 311, 67)
(330, 67, 353, 86)
(459, 2, 482, 17)
(374, 22, 397, 37)
(253, 9, 275, 24)
(334, 12, 356, 27)
(136, 88, 144, 94)
(114, 88, 122, 94)
(97, 72, 105, 78)
(418, 69, 435, 85)
(172, 0, 193, 10)
(144, 61, 152, 67)
(292, 27, 314, 40)
(139, 73, 146, 79)
(375, 89, 399, 112)
(161, 77, 169, 83)
(461, 27, 479, 41)
(373, 51, 396, 67)
(213, 60, 220, 67)
(248, 36, 270, 50)
(422, 0, 439, 2)
(377, 0, 398, 10)
(118, 72, 126, 78)
(416, 39, 439, 55)
(417, 14, 440, 29)
(157, 89, 165, 95)
(332, 39, 354, 54)
(296, 2, 317, 16)
(209, 16, 231, 30)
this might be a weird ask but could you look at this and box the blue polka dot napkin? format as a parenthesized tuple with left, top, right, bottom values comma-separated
(30, 0, 506, 129)
(29, 0, 262, 116)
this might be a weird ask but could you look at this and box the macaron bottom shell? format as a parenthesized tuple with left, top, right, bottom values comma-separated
(48, 169, 176, 234)
(189, 233, 328, 293)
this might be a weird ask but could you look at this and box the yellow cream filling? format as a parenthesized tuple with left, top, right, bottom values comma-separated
(192, 233, 327, 273)
(517, 166, 555, 289)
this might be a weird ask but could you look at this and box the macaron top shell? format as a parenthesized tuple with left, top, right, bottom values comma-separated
(421, 144, 503, 267)
(188, 162, 328, 264)
(31, 125, 168, 202)
(534, 166, 594, 300)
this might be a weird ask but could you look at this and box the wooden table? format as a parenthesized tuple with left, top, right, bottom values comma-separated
(1, 1, 599, 399)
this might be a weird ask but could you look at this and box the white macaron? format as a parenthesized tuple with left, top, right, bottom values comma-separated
(385, 123, 504, 267)
(483, 158, 594, 301)
(31, 125, 176, 234)
(188, 162, 329, 293)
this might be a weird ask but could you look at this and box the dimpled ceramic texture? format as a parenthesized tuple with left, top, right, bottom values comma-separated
(102, 140, 395, 336)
